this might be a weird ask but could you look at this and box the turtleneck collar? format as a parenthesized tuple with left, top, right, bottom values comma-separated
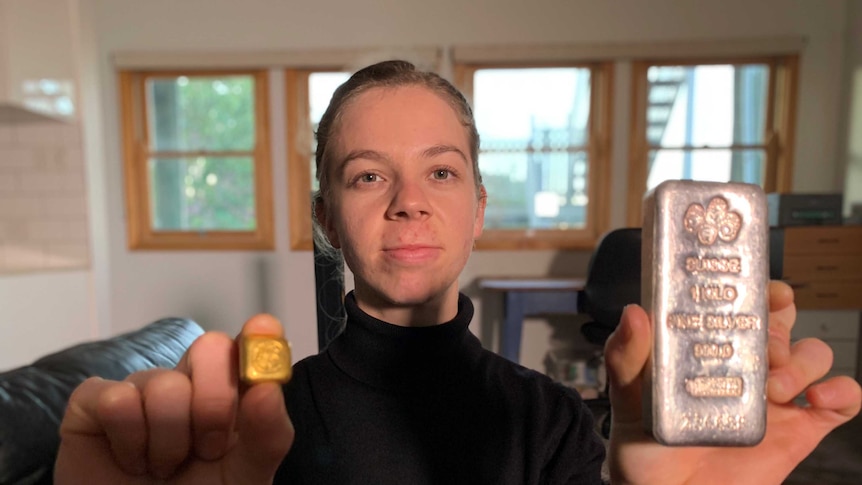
(326, 291, 480, 393)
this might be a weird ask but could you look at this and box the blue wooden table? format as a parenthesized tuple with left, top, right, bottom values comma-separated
(478, 278, 585, 363)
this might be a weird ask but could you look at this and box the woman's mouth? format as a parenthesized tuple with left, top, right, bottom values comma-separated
(383, 245, 442, 264)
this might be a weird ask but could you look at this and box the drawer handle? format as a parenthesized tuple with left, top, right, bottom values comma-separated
(814, 292, 839, 298)
(815, 265, 839, 271)
(816, 238, 840, 244)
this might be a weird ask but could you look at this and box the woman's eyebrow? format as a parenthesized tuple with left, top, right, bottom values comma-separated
(421, 144, 469, 166)
(336, 149, 391, 174)
(337, 145, 469, 174)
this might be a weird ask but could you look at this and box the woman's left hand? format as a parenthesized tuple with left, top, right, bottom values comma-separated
(605, 280, 862, 485)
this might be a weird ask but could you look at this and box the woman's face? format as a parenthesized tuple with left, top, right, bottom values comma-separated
(318, 85, 485, 324)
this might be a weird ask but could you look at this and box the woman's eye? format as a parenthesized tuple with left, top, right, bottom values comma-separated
(358, 173, 378, 183)
(433, 169, 451, 180)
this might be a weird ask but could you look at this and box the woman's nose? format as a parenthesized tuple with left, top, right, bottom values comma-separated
(385, 179, 432, 220)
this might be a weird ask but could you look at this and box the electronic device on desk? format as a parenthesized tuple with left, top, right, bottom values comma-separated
(767, 193, 843, 227)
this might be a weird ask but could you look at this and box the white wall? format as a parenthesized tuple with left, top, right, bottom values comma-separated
(74, 0, 852, 369)
(0, 270, 96, 369)
(0, 0, 94, 369)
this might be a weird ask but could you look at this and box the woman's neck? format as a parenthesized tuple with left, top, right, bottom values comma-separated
(353, 287, 460, 327)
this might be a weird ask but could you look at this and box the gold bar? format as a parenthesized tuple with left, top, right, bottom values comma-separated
(642, 180, 768, 446)
(239, 335, 292, 384)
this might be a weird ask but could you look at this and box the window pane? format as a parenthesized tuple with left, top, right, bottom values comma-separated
(646, 64, 768, 147)
(479, 150, 589, 230)
(475, 68, 591, 146)
(309, 72, 351, 192)
(147, 75, 255, 152)
(474, 67, 591, 231)
(148, 157, 256, 231)
(646, 148, 765, 190)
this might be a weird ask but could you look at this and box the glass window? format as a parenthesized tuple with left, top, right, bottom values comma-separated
(286, 69, 350, 250)
(474, 68, 591, 230)
(627, 57, 799, 226)
(644, 64, 769, 190)
(308, 72, 351, 192)
(458, 63, 613, 249)
(120, 71, 274, 250)
(289, 63, 613, 251)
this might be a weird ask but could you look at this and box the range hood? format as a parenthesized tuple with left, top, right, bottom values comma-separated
(0, 0, 77, 124)
(0, 101, 69, 123)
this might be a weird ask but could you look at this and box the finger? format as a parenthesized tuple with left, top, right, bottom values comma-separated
(182, 315, 286, 461)
(135, 370, 193, 479)
(767, 280, 796, 368)
(98, 380, 148, 475)
(176, 331, 239, 461)
(240, 313, 285, 338)
(236, 314, 289, 388)
(61, 376, 120, 435)
(227, 383, 294, 483)
(60, 377, 148, 476)
(806, 376, 862, 422)
(768, 280, 795, 317)
(768, 338, 833, 403)
(605, 304, 652, 425)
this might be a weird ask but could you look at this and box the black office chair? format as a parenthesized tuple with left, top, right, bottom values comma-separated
(314, 236, 346, 351)
(578, 228, 643, 346)
(573, 228, 642, 437)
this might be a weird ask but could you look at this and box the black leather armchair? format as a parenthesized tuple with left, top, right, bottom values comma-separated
(0, 317, 204, 485)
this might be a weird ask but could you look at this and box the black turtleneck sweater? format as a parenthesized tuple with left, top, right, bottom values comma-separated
(275, 292, 604, 484)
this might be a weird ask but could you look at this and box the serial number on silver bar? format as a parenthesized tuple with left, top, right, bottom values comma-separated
(642, 180, 769, 446)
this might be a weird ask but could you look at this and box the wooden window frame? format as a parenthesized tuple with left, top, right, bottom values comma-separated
(119, 69, 274, 250)
(285, 68, 346, 251)
(454, 61, 614, 250)
(626, 55, 799, 227)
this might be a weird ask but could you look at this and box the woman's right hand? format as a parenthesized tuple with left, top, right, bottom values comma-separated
(55, 315, 294, 484)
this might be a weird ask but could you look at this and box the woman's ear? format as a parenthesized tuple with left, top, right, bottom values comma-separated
(314, 198, 341, 249)
(473, 185, 487, 240)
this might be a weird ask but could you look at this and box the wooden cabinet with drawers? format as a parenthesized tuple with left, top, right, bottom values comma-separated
(780, 226, 862, 310)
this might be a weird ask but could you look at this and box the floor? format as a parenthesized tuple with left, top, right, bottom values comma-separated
(784, 413, 862, 484)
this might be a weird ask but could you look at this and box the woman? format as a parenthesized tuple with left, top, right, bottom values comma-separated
(56, 61, 861, 484)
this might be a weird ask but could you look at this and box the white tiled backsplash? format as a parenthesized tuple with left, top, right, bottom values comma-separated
(0, 122, 90, 273)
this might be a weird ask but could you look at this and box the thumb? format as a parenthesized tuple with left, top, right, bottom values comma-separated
(226, 313, 294, 482)
(228, 382, 294, 482)
(604, 304, 652, 425)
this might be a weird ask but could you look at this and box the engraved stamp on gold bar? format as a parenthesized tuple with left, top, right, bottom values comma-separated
(642, 180, 768, 446)
(239, 335, 292, 384)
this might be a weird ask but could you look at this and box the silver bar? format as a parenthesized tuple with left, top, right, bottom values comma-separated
(642, 180, 769, 446)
